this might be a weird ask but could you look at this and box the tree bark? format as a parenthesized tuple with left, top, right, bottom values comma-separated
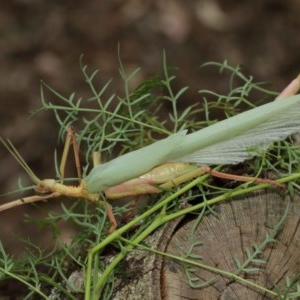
(112, 191, 300, 299)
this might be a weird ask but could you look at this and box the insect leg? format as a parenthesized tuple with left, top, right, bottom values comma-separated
(210, 169, 285, 189)
(276, 72, 300, 100)
(59, 126, 82, 183)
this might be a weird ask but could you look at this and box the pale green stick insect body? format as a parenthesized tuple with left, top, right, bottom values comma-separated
(85, 93, 300, 193)
(90, 72, 300, 196)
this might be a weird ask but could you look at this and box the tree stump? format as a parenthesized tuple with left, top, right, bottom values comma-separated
(112, 191, 300, 299)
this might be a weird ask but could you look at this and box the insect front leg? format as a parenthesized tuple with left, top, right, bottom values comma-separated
(60, 126, 82, 183)
(0, 192, 62, 212)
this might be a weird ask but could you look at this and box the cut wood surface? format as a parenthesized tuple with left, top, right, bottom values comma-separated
(113, 191, 300, 299)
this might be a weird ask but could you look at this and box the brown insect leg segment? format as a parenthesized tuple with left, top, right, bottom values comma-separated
(106, 204, 118, 234)
(210, 169, 285, 189)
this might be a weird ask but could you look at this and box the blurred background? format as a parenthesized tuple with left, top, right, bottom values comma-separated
(0, 0, 300, 254)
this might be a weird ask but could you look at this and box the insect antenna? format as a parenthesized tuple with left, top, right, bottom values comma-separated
(0, 137, 41, 185)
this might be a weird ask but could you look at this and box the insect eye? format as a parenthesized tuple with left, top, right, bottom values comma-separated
(35, 182, 48, 193)
(35, 184, 44, 193)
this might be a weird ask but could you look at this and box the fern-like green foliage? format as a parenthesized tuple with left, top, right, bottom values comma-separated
(1, 53, 300, 299)
(36, 54, 285, 175)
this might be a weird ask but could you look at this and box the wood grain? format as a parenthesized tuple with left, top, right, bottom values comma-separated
(163, 191, 300, 299)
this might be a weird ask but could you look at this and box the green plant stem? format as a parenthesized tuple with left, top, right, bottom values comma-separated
(40, 275, 77, 300)
(41, 103, 170, 135)
(92, 213, 166, 299)
(164, 172, 297, 222)
(85, 171, 300, 299)
(0, 267, 48, 299)
(84, 174, 209, 299)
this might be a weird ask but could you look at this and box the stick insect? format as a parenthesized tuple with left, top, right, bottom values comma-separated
(1, 73, 300, 232)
